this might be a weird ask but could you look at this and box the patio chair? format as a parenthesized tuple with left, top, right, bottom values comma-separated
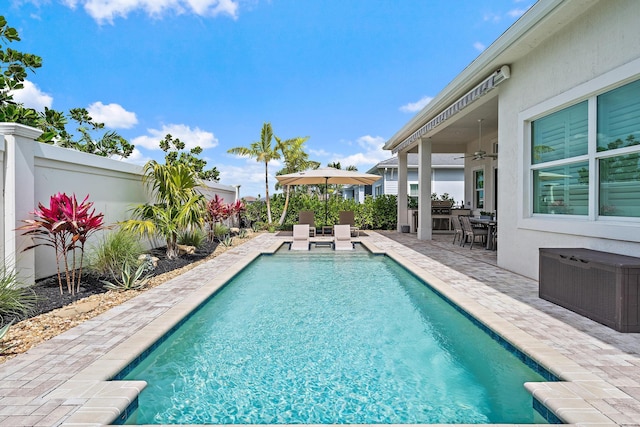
(459, 216, 488, 249)
(451, 215, 465, 246)
(338, 211, 360, 237)
(298, 211, 316, 237)
(333, 224, 354, 250)
(290, 224, 311, 250)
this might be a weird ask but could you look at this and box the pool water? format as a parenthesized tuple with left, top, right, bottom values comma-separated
(120, 249, 550, 425)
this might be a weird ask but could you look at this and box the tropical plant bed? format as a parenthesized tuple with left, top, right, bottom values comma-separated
(0, 236, 252, 365)
(25, 241, 219, 320)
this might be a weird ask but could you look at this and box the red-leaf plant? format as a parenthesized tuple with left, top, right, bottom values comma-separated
(228, 200, 245, 228)
(18, 193, 104, 295)
(205, 195, 230, 241)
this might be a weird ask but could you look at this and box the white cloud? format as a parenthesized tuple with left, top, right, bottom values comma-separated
(473, 41, 486, 52)
(10, 80, 53, 111)
(132, 123, 219, 150)
(61, 0, 238, 24)
(87, 101, 138, 129)
(483, 12, 501, 23)
(507, 7, 530, 18)
(187, 0, 238, 16)
(218, 158, 281, 198)
(331, 135, 388, 171)
(399, 96, 433, 113)
(308, 148, 331, 158)
(118, 147, 151, 166)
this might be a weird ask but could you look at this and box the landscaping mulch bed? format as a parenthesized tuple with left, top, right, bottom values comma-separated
(0, 235, 254, 364)
(4, 241, 219, 325)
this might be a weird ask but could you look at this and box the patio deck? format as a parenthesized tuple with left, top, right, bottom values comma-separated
(0, 231, 639, 426)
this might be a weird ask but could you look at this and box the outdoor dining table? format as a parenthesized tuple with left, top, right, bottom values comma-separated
(469, 217, 497, 250)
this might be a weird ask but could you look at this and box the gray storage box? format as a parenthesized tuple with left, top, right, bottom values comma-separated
(539, 248, 640, 332)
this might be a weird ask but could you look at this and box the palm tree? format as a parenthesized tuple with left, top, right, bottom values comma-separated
(275, 135, 319, 225)
(228, 123, 280, 224)
(120, 161, 206, 259)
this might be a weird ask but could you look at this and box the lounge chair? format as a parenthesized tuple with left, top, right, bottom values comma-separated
(333, 224, 354, 250)
(338, 211, 359, 237)
(290, 224, 310, 250)
(298, 211, 316, 237)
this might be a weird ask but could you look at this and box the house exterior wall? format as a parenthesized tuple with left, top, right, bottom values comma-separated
(433, 168, 464, 203)
(372, 167, 463, 202)
(498, 0, 640, 279)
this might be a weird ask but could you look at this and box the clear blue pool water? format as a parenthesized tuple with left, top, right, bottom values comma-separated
(119, 248, 550, 425)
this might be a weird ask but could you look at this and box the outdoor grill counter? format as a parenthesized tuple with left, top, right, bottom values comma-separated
(539, 248, 640, 332)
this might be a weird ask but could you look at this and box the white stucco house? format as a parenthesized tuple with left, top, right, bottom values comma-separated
(343, 153, 464, 204)
(384, 0, 640, 280)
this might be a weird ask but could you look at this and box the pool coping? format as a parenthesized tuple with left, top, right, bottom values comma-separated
(2, 232, 624, 426)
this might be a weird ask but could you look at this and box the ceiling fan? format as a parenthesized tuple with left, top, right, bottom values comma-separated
(457, 119, 498, 160)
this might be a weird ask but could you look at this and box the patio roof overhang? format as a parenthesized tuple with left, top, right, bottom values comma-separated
(391, 66, 509, 155)
(384, 0, 600, 155)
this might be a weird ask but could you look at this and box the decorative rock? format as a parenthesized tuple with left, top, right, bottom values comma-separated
(54, 301, 100, 318)
(138, 254, 159, 267)
(177, 244, 196, 255)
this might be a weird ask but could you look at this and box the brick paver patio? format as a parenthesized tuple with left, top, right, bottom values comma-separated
(0, 231, 639, 426)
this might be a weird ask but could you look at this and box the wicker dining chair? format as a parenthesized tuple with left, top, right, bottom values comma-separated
(459, 216, 488, 249)
(451, 215, 465, 246)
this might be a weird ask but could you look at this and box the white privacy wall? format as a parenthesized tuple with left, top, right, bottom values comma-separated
(1, 123, 238, 283)
(497, 0, 640, 279)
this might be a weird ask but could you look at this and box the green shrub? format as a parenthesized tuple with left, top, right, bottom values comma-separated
(88, 229, 145, 280)
(213, 224, 230, 240)
(0, 265, 37, 325)
(179, 228, 206, 248)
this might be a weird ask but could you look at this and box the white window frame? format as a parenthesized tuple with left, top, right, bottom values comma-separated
(409, 182, 419, 197)
(473, 167, 485, 210)
(517, 57, 640, 242)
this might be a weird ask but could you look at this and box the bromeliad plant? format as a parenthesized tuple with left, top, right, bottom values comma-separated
(19, 193, 104, 295)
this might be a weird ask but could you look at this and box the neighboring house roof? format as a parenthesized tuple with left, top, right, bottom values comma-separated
(367, 153, 464, 174)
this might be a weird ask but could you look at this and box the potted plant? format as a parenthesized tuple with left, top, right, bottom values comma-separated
(479, 211, 493, 219)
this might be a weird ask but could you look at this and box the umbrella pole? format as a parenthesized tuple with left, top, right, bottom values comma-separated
(325, 177, 328, 225)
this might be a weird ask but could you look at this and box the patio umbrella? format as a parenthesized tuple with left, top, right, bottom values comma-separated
(276, 167, 381, 225)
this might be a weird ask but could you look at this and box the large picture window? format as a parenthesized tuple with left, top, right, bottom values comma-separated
(531, 79, 640, 218)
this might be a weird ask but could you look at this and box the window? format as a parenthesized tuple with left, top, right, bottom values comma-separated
(374, 185, 383, 197)
(474, 169, 484, 209)
(530, 78, 640, 218)
(409, 183, 419, 197)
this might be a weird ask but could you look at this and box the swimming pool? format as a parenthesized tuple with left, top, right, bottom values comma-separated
(116, 248, 552, 425)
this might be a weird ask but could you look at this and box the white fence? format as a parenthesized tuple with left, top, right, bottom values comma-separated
(1, 123, 238, 284)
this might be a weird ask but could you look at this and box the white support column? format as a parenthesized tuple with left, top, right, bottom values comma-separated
(417, 138, 432, 240)
(1, 123, 42, 285)
(397, 151, 408, 232)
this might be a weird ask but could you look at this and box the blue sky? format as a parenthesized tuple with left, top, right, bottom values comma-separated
(5, 0, 531, 198)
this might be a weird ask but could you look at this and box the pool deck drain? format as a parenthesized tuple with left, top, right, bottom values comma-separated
(0, 231, 639, 426)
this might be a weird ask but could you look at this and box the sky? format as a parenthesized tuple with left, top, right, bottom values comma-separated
(4, 0, 532, 198)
